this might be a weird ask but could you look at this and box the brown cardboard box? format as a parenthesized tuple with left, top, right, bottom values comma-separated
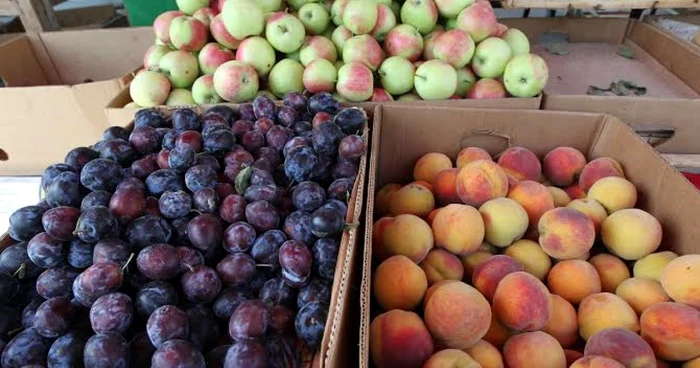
(0, 26, 153, 176)
(359, 105, 700, 367)
(502, 17, 700, 154)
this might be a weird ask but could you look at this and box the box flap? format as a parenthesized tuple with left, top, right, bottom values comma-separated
(0, 36, 48, 87)
(72, 79, 127, 131)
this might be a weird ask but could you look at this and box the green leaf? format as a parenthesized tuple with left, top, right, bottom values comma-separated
(546, 43, 570, 55)
(234, 166, 252, 195)
(617, 47, 635, 59)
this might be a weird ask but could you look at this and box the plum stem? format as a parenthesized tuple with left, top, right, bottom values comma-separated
(12, 263, 26, 279)
(256, 264, 274, 268)
(122, 253, 135, 271)
(184, 263, 196, 273)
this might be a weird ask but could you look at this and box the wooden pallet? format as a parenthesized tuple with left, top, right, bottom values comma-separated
(501, 0, 700, 9)
(0, 0, 60, 32)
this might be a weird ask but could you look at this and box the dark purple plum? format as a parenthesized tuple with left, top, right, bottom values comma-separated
(255, 147, 280, 168)
(204, 105, 237, 124)
(253, 96, 277, 120)
(254, 117, 275, 135)
(231, 120, 254, 140)
(244, 185, 281, 205)
(213, 289, 250, 321)
(172, 108, 201, 132)
(185, 164, 217, 192)
(323, 199, 348, 215)
(116, 177, 146, 193)
(251, 230, 286, 266)
(291, 120, 312, 136)
(181, 265, 221, 303)
(134, 109, 167, 128)
(245, 200, 280, 232)
(0, 272, 19, 301)
(161, 129, 178, 150)
(33, 297, 74, 338)
(250, 167, 274, 186)
(298, 278, 332, 308)
(312, 122, 344, 157)
(241, 130, 265, 152)
(284, 146, 318, 183)
(219, 195, 246, 223)
(313, 238, 340, 281)
(203, 129, 236, 157)
(334, 106, 367, 134)
(42, 163, 77, 190)
(259, 277, 297, 308)
(327, 178, 354, 202)
(283, 211, 316, 246)
(109, 187, 147, 224)
(1, 328, 49, 368)
(292, 181, 326, 212)
(65, 147, 99, 171)
(92, 239, 132, 266)
(201, 113, 229, 129)
(278, 195, 295, 219)
(295, 301, 328, 349)
(74, 206, 117, 244)
(168, 146, 197, 172)
(99, 139, 136, 165)
(36, 267, 79, 299)
(176, 130, 203, 152)
(158, 190, 192, 219)
(81, 190, 112, 211)
(308, 92, 339, 114)
(276, 106, 298, 127)
(83, 332, 130, 368)
(67, 239, 93, 269)
(201, 122, 229, 138)
(249, 268, 274, 296)
(224, 340, 266, 368)
(47, 330, 86, 368)
(129, 126, 161, 155)
(125, 214, 172, 248)
(41, 206, 80, 241)
(228, 299, 270, 341)
(129, 331, 156, 366)
(279, 240, 312, 287)
(310, 205, 344, 238)
(206, 345, 231, 367)
(27, 232, 65, 268)
(103, 126, 131, 140)
(282, 137, 310, 160)
(21, 298, 44, 329)
(145, 169, 185, 196)
(224, 146, 254, 166)
(265, 126, 294, 152)
(90, 292, 133, 333)
(9, 205, 46, 241)
(338, 134, 366, 160)
(80, 158, 124, 192)
(265, 335, 300, 368)
(310, 154, 333, 183)
(177, 246, 204, 273)
(187, 214, 223, 252)
(216, 253, 255, 286)
(312, 111, 333, 129)
(169, 216, 192, 247)
(193, 188, 219, 213)
(283, 92, 307, 110)
(147, 305, 189, 348)
(137, 244, 180, 281)
(135, 281, 179, 318)
(72, 262, 123, 307)
(186, 304, 219, 350)
(152, 339, 205, 368)
(0, 242, 41, 278)
(332, 159, 359, 180)
(195, 153, 220, 171)
(268, 305, 295, 334)
(45, 171, 81, 208)
(157, 150, 171, 169)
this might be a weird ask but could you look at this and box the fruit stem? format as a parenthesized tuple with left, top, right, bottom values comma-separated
(122, 253, 135, 271)
(12, 263, 26, 279)
(415, 74, 426, 81)
(184, 263, 196, 273)
(256, 264, 274, 268)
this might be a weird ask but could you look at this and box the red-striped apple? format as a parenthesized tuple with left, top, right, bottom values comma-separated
(198, 43, 234, 75)
(169, 16, 208, 52)
(144, 45, 171, 71)
(300, 36, 338, 67)
(331, 0, 350, 26)
(471, 37, 512, 78)
(130, 71, 171, 107)
(371, 88, 394, 101)
(400, 0, 438, 34)
(303, 59, 337, 93)
(342, 0, 378, 35)
(343, 34, 384, 71)
(371, 4, 397, 41)
(331, 25, 353, 53)
(433, 29, 475, 68)
(192, 75, 223, 104)
(236, 36, 276, 77)
(384, 24, 423, 61)
(456, 2, 496, 42)
(503, 54, 548, 97)
(213, 60, 259, 102)
(210, 15, 241, 49)
(154, 11, 184, 45)
(268, 59, 305, 98)
(159, 50, 200, 88)
(466, 77, 506, 99)
(336, 62, 374, 101)
(192, 7, 216, 27)
(422, 26, 444, 59)
(414, 59, 457, 100)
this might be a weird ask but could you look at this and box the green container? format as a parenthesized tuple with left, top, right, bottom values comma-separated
(124, 0, 178, 27)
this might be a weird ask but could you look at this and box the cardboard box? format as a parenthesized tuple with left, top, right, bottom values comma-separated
(502, 17, 700, 154)
(0, 26, 153, 176)
(359, 105, 700, 367)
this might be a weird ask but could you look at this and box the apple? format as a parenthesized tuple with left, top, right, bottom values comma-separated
(432, 29, 474, 68)
(414, 59, 457, 100)
(334, 60, 344, 71)
(287, 50, 301, 62)
(421, 26, 444, 59)
(299, 3, 330, 35)
(471, 37, 513, 78)
(332, 92, 348, 102)
(493, 22, 508, 37)
(503, 53, 548, 97)
(303, 58, 337, 93)
(268, 58, 305, 98)
(236, 36, 276, 77)
(176, 0, 209, 15)
(331, 25, 353, 54)
(212, 0, 226, 12)
(192, 7, 216, 27)
(454, 66, 476, 97)
(257, 0, 283, 12)
(166, 89, 196, 106)
(300, 36, 338, 66)
(331, 0, 349, 26)
(455, 2, 496, 42)
(191, 75, 223, 104)
(288, 0, 318, 10)
(400, 0, 438, 35)
(370, 4, 396, 41)
(130, 71, 172, 107)
(445, 17, 457, 30)
(213, 60, 259, 102)
(265, 12, 306, 53)
(342, 0, 378, 35)
(413, 60, 424, 69)
(210, 15, 242, 49)
(342, 34, 384, 71)
(371, 88, 394, 102)
(336, 62, 373, 101)
(322, 24, 335, 39)
(159, 50, 200, 88)
(198, 42, 235, 75)
(124, 102, 141, 108)
(435, 0, 473, 18)
(154, 11, 184, 45)
(378, 56, 415, 95)
(144, 45, 171, 71)
(397, 93, 421, 101)
(169, 16, 208, 52)
(222, 0, 265, 39)
(501, 28, 530, 56)
(390, 0, 401, 18)
(384, 24, 424, 62)
(466, 77, 506, 99)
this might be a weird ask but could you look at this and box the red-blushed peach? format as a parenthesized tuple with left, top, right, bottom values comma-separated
(413, 152, 453, 183)
(543, 147, 587, 186)
(660, 254, 700, 309)
(565, 183, 587, 200)
(432, 168, 461, 206)
(548, 259, 602, 305)
(587, 177, 638, 213)
(549, 186, 572, 207)
(370, 309, 434, 368)
(381, 214, 434, 263)
(464, 339, 504, 368)
(544, 294, 580, 348)
(584, 328, 656, 368)
(432, 204, 485, 256)
(503, 239, 552, 280)
(578, 292, 640, 341)
(423, 349, 481, 368)
(456, 160, 509, 207)
(571, 356, 626, 368)
(483, 307, 511, 348)
(493, 271, 552, 332)
(579, 157, 625, 192)
(479, 198, 529, 247)
(633, 251, 678, 282)
(372, 216, 394, 261)
(589, 253, 630, 293)
(601, 209, 662, 261)
(419, 248, 465, 285)
(423, 279, 460, 307)
(424, 281, 492, 349)
(411, 180, 433, 192)
(374, 255, 428, 311)
(457, 146, 492, 168)
(616, 278, 670, 316)
(566, 350, 586, 366)
(508, 180, 554, 231)
(640, 302, 700, 361)
(426, 208, 440, 226)
(375, 183, 401, 216)
(503, 331, 567, 368)
(684, 357, 700, 368)
(538, 207, 595, 260)
(472, 255, 524, 301)
(497, 146, 542, 182)
(388, 183, 435, 217)
(461, 251, 492, 283)
(567, 198, 608, 233)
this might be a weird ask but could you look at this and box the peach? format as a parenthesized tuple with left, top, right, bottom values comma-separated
(388, 183, 435, 217)
(432, 204, 485, 256)
(564, 183, 587, 200)
(578, 292, 640, 341)
(633, 251, 678, 282)
(493, 271, 552, 332)
(483, 307, 511, 348)
(426, 208, 440, 226)
(372, 216, 394, 261)
(571, 356, 626, 368)
(461, 251, 492, 283)
(424, 281, 492, 349)
(616, 278, 670, 316)
(587, 177, 638, 213)
(684, 357, 700, 368)
(508, 180, 555, 231)
(548, 259, 601, 304)
(478, 198, 529, 247)
(544, 294, 580, 348)
(579, 157, 624, 192)
(641, 302, 700, 361)
(543, 147, 587, 187)
(503, 239, 552, 280)
(589, 253, 630, 293)
(423, 279, 460, 307)
(419, 249, 465, 285)
(464, 340, 504, 368)
(456, 160, 509, 207)
(538, 207, 596, 260)
(457, 146, 492, 168)
(567, 198, 608, 233)
(660, 255, 700, 309)
(601, 209, 662, 261)
(375, 183, 401, 216)
(584, 328, 656, 368)
(497, 146, 542, 182)
(432, 168, 461, 206)
(566, 350, 586, 366)
(382, 214, 434, 263)
(503, 331, 567, 368)
(413, 152, 453, 183)
(657, 359, 671, 368)
(374, 255, 428, 311)
(370, 309, 434, 368)
(411, 180, 433, 191)
(423, 349, 480, 368)
(548, 186, 572, 207)
(472, 255, 524, 301)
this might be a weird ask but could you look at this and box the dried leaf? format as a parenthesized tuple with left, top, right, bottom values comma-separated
(617, 47, 635, 59)
(539, 32, 570, 45)
(587, 86, 609, 96)
(546, 43, 570, 55)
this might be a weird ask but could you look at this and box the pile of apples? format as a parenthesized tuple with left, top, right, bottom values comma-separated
(129, 0, 549, 107)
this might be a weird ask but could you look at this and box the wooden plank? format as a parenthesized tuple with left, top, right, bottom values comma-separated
(0, 0, 19, 15)
(11, 0, 60, 32)
(501, 0, 700, 9)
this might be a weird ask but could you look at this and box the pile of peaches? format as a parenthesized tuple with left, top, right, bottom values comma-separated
(370, 145, 700, 368)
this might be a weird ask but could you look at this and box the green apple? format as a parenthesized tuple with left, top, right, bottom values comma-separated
(454, 66, 476, 97)
(336, 62, 374, 101)
(213, 60, 260, 102)
(378, 56, 415, 95)
(445, 17, 457, 30)
(501, 28, 530, 56)
(414, 59, 457, 100)
(222, 0, 265, 39)
(434, 0, 472, 18)
(300, 36, 338, 67)
(176, 0, 208, 15)
(268, 58, 305, 97)
(166, 88, 196, 106)
(342, 0, 378, 35)
(235, 37, 276, 77)
(471, 37, 513, 78)
(370, 4, 396, 41)
(265, 12, 306, 53)
(342, 34, 385, 71)
(390, 0, 401, 19)
(331, 25, 353, 54)
(331, 0, 349, 26)
(286, 50, 301, 62)
(192, 75, 224, 104)
(333, 92, 348, 102)
(256, 0, 283, 12)
(397, 93, 421, 101)
(299, 3, 330, 35)
(129, 71, 171, 107)
(322, 25, 336, 39)
(159, 50, 200, 88)
(503, 54, 549, 97)
(376, 0, 391, 5)
(400, 0, 438, 35)
(144, 45, 171, 71)
(334, 60, 344, 71)
(303, 58, 337, 93)
(289, 0, 321, 10)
